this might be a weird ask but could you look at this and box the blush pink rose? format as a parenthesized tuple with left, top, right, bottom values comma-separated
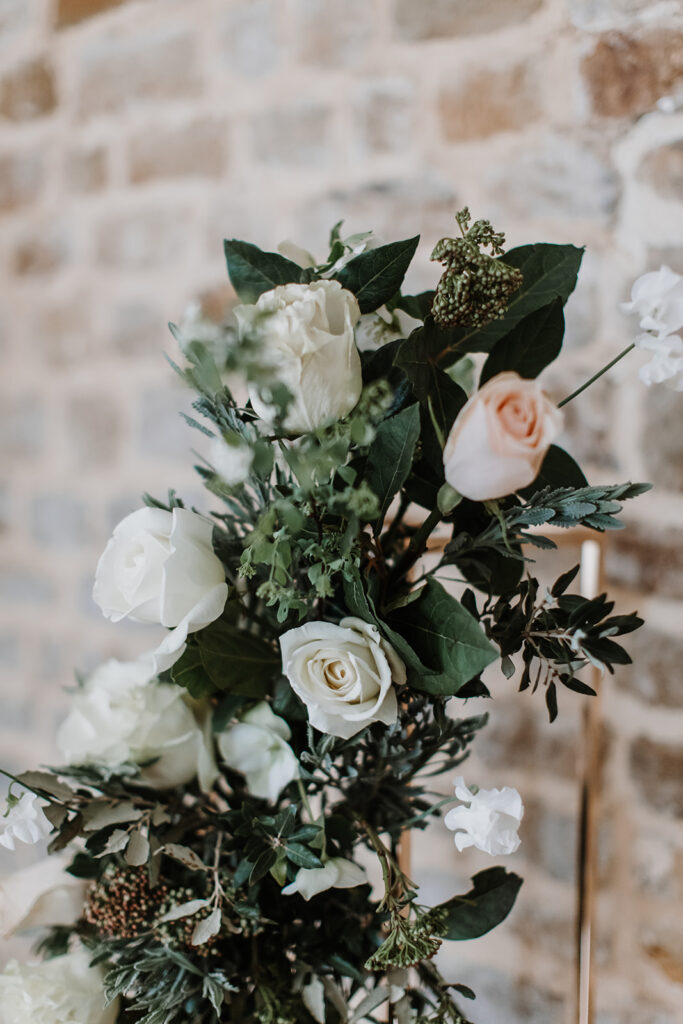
(443, 372, 563, 501)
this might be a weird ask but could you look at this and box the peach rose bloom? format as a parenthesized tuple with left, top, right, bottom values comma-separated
(443, 371, 563, 501)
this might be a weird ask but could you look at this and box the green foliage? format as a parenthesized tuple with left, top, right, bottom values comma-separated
(223, 240, 303, 302)
(336, 236, 420, 313)
(365, 403, 421, 529)
(480, 298, 564, 382)
(428, 867, 523, 940)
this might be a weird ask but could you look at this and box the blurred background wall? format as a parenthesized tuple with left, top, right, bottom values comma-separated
(1, 1, 682, 1021)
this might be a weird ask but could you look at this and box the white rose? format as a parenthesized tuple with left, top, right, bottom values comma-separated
(621, 265, 683, 338)
(0, 792, 52, 851)
(0, 855, 86, 938)
(443, 371, 563, 502)
(208, 434, 253, 487)
(0, 950, 118, 1024)
(235, 280, 362, 434)
(217, 701, 299, 802)
(93, 507, 228, 673)
(57, 657, 218, 792)
(282, 857, 366, 900)
(279, 617, 405, 739)
(444, 776, 524, 856)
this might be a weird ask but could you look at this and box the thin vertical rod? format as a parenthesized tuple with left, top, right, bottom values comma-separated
(575, 539, 604, 1024)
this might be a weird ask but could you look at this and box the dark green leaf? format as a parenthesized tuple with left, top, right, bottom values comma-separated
(434, 867, 523, 941)
(198, 621, 280, 697)
(336, 236, 420, 313)
(519, 445, 588, 496)
(223, 239, 303, 303)
(285, 843, 323, 869)
(395, 290, 434, 320)
(545, 682, 558, 722)
(390, 579, 497, 695)
(171, 645, 215, 699)
(249, 848, 277, 885)
(365, 404, 421, 529)
(480, 298, 564, 384)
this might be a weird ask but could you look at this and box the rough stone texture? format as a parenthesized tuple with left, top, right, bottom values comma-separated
(55, 0, 132, 28)
(128, 118, 227, 182)
(0, 150, 43, 212)
(620, 627, 683, 708)
(220, 0, 280, 78)
(639, 140, 683, 201)
(582, 30, 683, 117)
(630, 737, 683, 819)
(250, 104, 333, 167)
(393, 0, 543, 41)
(297, 0, 374, 67)
(78, 29, 202, 117)
(1, 2, 683, 1019)
(439, 64, 539, 141)
(0, 57, 56, 121)
(66, 145, 108, 192)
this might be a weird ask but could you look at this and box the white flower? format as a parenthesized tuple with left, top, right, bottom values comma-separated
(279, 617, 405, 739)
(217, 702, 299, 802)
(93, 507, 228, 673)
(0, 855, 87, 938)
(208, 434, 254, 487)
(57, 658, 218, 792)
(354, 307, 421, 353)
(443, 371, 563, 502)
(0, 792, 52, 851)
(282, 857, 366, 900)
(302, 976, 326, 1024)
(444, 777, 524, 856)
(0, 950, 118, 1024)
(621, 265, 683, 338)
(235, 280, 362, 434)
(636, 331, 683, 391)
(277, 240, 316, 269)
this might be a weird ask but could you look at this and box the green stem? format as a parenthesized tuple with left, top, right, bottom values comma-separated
(558, 343, 635, 408)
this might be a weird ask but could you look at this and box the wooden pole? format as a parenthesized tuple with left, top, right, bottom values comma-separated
(575, 538, 604, 1024)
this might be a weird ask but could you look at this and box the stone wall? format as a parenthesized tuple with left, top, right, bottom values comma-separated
(1, 1, 682, 1022)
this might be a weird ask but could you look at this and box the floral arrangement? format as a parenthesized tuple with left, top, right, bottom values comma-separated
(3, 209, 669, 1024)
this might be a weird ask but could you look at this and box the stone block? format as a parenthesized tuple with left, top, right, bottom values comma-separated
(250, 104, 333, 167)
(393, 0, 543, 41)
(0, 57, 56, 121)
(571, 0, 667, 29)
(0, 568, 55, 604)
(522, 797, 576, 883)
(643, 927, 683, 985)
(66, 393, 121, 467)
(605, 526, 683, 600)
(128, 118, 227, 183)
(95, 204, 193, 268)
(77, 28, 201, 117)
(475, 698, 580, 780)
(109, 300, 164, 356)
(582, 30, 683, 118)
(0, 394, 43, 457)
(354, 78, 416, 154)
(619, 625, 683, 708)
(66, 145, 108, 193)
(296, 0, 374, 67)
(138, 385, 195, 460)
(32, 296, 95, 369)
(12, 222, 70, 276)
(0, 150, 43, 213)
(31, 493, 88, 547)
(220, 0, 280, 77)
(487, 134, 619, 223)
(56, 0, 133, 29)
(638, 140, 683, 201)
(439, 64, 539, 142)
(630, 736, 683, 818)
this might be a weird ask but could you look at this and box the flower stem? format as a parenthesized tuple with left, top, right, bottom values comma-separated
(557, 343, 635, 408)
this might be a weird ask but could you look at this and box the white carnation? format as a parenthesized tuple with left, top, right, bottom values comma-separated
(217, 702, 299, 802)
(0, 792, 52, 852)
(57, 657, 218, 792)
(444, 777, 523, 856)
(0, 950, 118, 1024)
